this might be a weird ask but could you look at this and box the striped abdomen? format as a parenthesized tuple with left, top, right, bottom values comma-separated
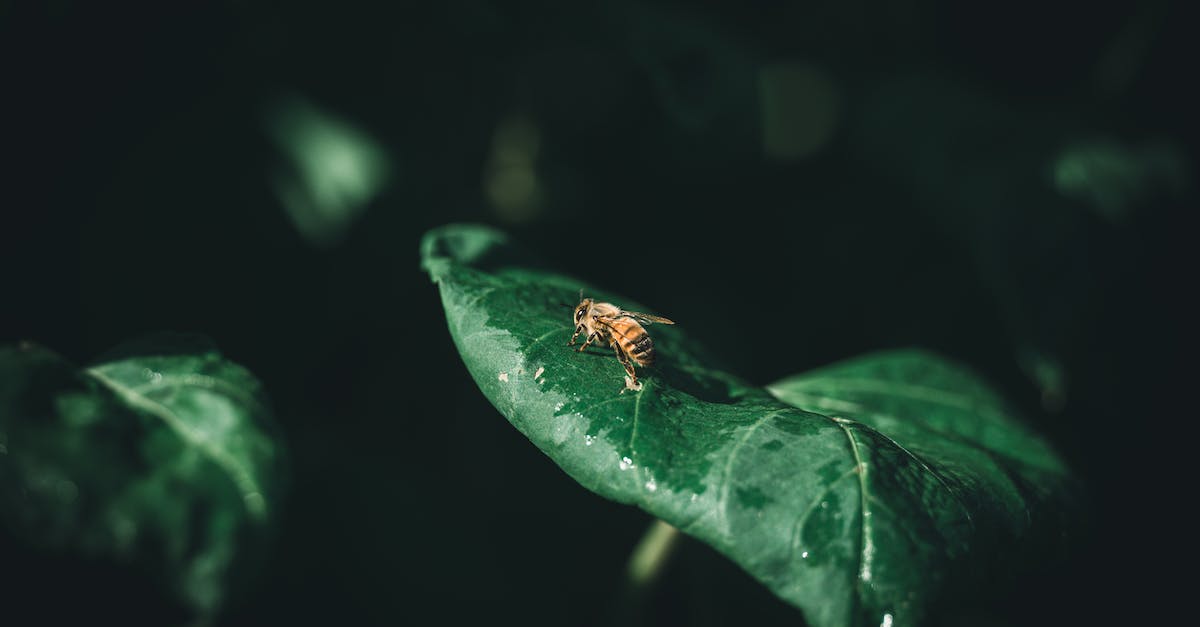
(609, 318, 655, 366)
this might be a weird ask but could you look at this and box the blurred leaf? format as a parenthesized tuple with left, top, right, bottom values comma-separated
(845, 73, 1193, 406)
(1052, 137, 1189, 223)
(265, 96, 392, 247)
(484, 114, 544, 223)
(628, 4, 757, 145)
(759, 61, 840, 160)
(1017, 345, 1067, 413)
(422, 224, 1074, 627)
(0, 335, 286, 616)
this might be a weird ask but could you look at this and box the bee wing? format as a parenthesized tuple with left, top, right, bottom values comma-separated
(595, 318, 650, 363)
(591, 317, 627, 342)
(620, 310, 676, 325)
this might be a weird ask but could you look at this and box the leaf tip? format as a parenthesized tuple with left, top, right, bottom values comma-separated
(420, 223, 510, 280)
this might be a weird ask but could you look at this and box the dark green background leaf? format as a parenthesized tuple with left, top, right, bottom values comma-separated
(423, 224, 1074, 627)
(0, 335, 286, 616)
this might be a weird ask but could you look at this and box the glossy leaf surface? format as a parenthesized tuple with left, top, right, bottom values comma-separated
(0, 336, 285, 615)
(422, 224, 1072, 627)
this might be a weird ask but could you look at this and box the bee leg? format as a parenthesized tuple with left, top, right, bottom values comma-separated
(576, 331, 599, 352)
(568, 325, 582, 346)
(614, 344, 637, 385)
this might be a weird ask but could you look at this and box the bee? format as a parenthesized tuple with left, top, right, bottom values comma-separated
(568, 292, 675, 389)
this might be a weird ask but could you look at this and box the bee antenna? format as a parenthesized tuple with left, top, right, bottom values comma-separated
(578, 288, 584, 302)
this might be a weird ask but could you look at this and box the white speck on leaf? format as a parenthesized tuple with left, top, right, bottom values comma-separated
(498, 372, 509, 382)
(534, 366, 545, 380)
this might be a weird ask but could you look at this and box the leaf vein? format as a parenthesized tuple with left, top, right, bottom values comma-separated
(630, 385, 646, 491)
(796, 377, 1000, 418)
(717, 409, 786, 534)
(127, 374, 266, 417)
(790, 467, 860, 554)
(867, 427, 975, 531)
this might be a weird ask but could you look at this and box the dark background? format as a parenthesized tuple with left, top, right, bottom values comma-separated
(2, 1, 1194, 625)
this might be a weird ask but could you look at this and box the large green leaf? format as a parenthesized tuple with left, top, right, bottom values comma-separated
(422, 224, 1073, 626)
(0, 335, 286, 616)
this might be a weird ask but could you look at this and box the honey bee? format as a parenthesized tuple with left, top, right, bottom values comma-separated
(568, 293, 675, 388)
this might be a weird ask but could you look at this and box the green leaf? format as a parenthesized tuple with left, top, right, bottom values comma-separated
(0, 335, 286, 616)
(422, 224, 1074, 627)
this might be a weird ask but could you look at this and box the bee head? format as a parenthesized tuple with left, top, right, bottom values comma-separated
(573, 297, 592, 324)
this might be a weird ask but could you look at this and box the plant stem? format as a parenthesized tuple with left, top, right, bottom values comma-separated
(626, 518, 681, 591)
(611, 519, 682, 627)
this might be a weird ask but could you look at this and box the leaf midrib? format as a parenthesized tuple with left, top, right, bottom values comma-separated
(86, 367, 267, 521)
(832, 417, 871, 620)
